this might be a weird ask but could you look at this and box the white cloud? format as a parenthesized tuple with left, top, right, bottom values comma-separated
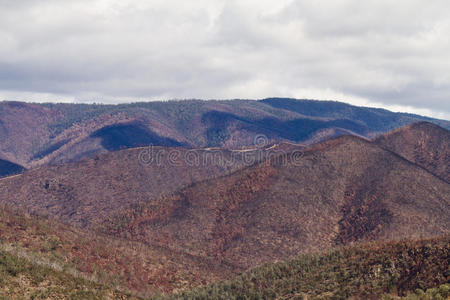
(0, 0, 449, 119)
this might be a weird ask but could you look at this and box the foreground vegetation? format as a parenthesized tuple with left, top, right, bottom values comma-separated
(0, 220, 448, 300)
(0, 249, 138, 300)
(170, 237, 449, 300)
(1, 204, 448, 299)
(383, 284, 449, 299)
(0, 206, 232, 297)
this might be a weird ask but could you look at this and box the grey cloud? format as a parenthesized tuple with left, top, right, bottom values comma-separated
(0, 0, 449, 118)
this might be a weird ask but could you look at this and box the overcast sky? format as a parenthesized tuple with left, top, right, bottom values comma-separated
(1, 0, 449, 119)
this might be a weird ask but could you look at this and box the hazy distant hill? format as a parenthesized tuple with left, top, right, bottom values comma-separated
(1, 99, 448, 168)
(260, 98, 450, 132)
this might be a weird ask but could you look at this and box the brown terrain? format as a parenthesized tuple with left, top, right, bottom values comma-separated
(375, 121, 450, 182)
(0, 205, 236, 296)
(1, 124, 448, 270)
(100, 135, 449, 270)
(0, 99, 449, 298)
(0, 146, 273, 228)
(1, 202, 448, 298)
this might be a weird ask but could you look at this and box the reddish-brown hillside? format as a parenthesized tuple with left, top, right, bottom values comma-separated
(103, 136, 450, 269)
(1, 202, 447, 298)
(0, 145, 277, 228)
(0, 205, 236, 296)
(375, 121, 450, 182)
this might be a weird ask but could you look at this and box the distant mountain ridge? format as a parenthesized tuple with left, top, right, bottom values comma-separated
(1, 99, 448, 169)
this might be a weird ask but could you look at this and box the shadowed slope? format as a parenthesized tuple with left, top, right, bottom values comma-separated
(91, 122, 185, 151)
(0, 159, 25, 178)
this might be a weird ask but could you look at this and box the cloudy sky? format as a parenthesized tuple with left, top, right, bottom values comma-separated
(1, 0, 449, 119)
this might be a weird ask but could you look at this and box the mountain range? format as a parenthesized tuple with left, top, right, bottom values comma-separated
(0, 98, 449, 299)
(1, 99, 449, 171)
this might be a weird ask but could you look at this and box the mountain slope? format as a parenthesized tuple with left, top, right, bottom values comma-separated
(375, 122, 450, 182)
(1, 99, 448, 168)
(0, 248, 138, 300)
(0, 145, 271, 228)
(102, 136, 450, 269)
(0, 101, 60, 167)
(2, 133, 448, 271)
(0, 205, 238, 296)
(2, 200, 447, 299)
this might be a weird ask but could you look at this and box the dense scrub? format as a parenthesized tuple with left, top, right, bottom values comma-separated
(0, 249, 138, 299)
(0, 206, 233, 297)
(171, 237, 449, 300)
(0, 202, 448, 299)
(384, 284, 450, 299)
